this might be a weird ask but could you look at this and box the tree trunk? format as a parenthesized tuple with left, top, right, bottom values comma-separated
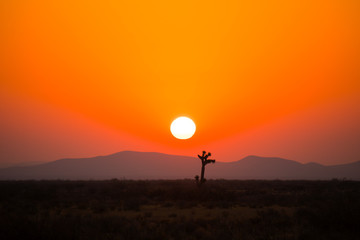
(200, 164, 205, 182)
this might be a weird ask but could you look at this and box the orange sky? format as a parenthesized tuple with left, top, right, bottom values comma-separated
(1, 0, 360, 166)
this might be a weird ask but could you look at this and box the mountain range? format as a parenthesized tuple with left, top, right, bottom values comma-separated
(0, 151, 359, 180)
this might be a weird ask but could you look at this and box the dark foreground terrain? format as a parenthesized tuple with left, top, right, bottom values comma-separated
(0, 180, 359, 240)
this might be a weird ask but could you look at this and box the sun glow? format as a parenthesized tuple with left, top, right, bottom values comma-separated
(170, 117, 196, 140)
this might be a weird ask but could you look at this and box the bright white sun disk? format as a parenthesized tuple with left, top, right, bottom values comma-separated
(170, 117, 196, 139)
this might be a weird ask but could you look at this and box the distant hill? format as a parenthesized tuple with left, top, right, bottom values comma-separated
(0, 151, 359, 180)
(206, 155, 360, 180)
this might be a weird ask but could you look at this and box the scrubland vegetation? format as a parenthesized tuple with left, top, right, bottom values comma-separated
(0, 179, 359, 239)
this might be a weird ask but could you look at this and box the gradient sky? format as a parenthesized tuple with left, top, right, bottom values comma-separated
(1, 0, 360, 166)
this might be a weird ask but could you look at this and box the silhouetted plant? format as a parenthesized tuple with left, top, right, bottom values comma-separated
(197, 151, 215, 184)
(194, 175, 199, 184)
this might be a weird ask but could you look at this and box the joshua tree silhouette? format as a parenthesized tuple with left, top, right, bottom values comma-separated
(196, 151, 215, 184)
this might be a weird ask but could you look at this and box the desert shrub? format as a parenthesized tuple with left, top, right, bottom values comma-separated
(0, 180, 359, 239)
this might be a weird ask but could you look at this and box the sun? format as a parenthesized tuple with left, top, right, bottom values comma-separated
(170, 117, 196, 139)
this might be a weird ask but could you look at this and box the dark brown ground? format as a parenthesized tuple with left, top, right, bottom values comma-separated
(0, 179, 359, 239)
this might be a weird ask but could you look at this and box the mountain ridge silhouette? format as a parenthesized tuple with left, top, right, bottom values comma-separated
(0, 151, 359, 180)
